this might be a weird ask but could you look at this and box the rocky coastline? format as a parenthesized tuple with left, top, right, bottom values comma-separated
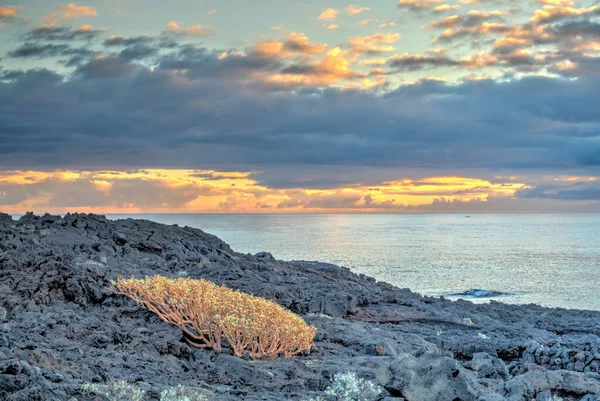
(1, 212, 599, 400)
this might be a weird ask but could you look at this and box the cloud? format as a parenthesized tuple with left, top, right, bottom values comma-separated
(252, 32, 327, 60)
(24, 25, 106, 41)
(7, 170, 596, 213)
(8, 43, 93, 61)
(57, 3, 98, 18)
(347, 5, 371, 15)
(460, 0, 518, 4)
(348, 33, 401, 55)
(2, 43, 600, 194)
(531, 5, 600, 24)
(0, 170, 223, 211)
(270, 47, 361, 86)
(75, 54, 136, 78)
(326, 24, 339, 30)
(397, 0, 446, 11)
(104, 35, 153, 47)
(0, 6, 22, 22)
(516, 181, 600, 201)
(318, 8, 339, 20)
(283, 32, 328, 54)
(537, 0, 573, 5)
(425, 10, 510, 30)
(387, 52, 458, 70)
(119, 44, 160, 61)
(163, 21, 213, 37)
(434, 4, 460, 12)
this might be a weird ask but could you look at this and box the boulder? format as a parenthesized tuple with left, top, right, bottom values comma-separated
(384, 351, 483, 401)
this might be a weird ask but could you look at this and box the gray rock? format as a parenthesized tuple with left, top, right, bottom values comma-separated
(535, 390, 552, 401)
(0, 213, 12, 224)
(42, 371, 64, 382)
(0, 212, 600, 401)
(113, 231, 128, 245)
(385, 351, 483, 401)
(498, 370, 600, 400)
(469, 353, 509, 380)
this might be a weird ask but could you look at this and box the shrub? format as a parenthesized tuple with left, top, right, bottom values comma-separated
(112, 275, 316, 359)
(82, 380, 145, 401)
(160, 385, 212, 401)
(324, 371, 382, 401)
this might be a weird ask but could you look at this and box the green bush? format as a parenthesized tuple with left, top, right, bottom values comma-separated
(325, 371, 382, 401)
(160, 385, 212, 401)
(82, 382, 213, 401)
(303, 371, 382, 401)
(82, 381, 145, 401)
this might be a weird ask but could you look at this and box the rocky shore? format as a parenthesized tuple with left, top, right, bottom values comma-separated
(1, 212, 599, 400)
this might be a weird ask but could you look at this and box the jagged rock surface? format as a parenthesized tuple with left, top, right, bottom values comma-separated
(0, 212, 599, 400)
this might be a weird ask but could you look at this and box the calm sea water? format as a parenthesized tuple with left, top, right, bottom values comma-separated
(107, 214, 600, 311)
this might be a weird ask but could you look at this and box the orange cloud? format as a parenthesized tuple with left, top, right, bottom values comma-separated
(264, 47, 360, 87)
(398, 0, 446, 10)
(0, 170, 531, 214)
(492, 24, 552, 50)
(0, 5, 22, 19)
(434, 4, 459, 12)
(253, 32, 327, 59)
(348, 33, 401, 56)
(425, 10, 509, 29)
(531, 5, 599, 24)
(347, 5, 371, 15)
(58, 3, 98, 18)
(163, 21, 213, 36)
(537, 0, 574, 5)
(318, 8, 338, 20)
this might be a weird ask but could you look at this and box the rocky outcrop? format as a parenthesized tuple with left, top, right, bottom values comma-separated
(0, 212, 599, 400)
(383, 350, 486, 401)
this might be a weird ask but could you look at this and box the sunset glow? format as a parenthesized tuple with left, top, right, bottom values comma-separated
(0, 0, 599, 213)
(0, 169, 537, 214)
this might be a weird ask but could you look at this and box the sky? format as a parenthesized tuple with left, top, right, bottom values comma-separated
(0, 0, 599, 213)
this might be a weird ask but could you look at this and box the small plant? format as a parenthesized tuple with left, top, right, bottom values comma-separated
(160, 385, 212, 401)
(372, 345, 386, 356)
(112, 275, 316, 359)
(82, 381, 145, 401)
(324, 371, 382, 401)
(477, 333, 488, 340)
(463, 317, 473, 326)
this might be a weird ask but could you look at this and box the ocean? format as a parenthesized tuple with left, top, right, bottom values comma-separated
(106, 214, 600, 311)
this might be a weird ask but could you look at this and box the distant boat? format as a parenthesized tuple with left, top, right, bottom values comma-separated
(465, 215, 471, 218)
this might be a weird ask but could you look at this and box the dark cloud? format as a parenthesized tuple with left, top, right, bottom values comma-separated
(397, 0, 445, 11)
(551, 20, 600, 37)
(119, 44, 160, 61)
(387, 54, 458, 70)
(75, 55, 136, 79)
(1, 41, 600, 190)
(426, 10, 509, 30)
(24, 26, 104, 42)
(7, 43, 94, 63)
(104, 35, 154, 47)
(516, 182, 600, 201)
(158, 45, 281, 80)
